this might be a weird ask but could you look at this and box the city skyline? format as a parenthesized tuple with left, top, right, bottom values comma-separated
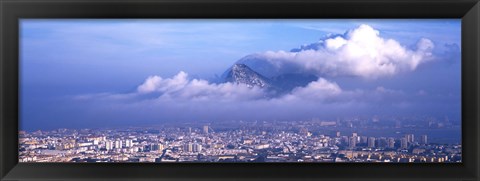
(19, 120, 462, 163)
(20, 19, 461, 131)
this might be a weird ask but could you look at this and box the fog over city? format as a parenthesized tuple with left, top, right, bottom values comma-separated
(20, 20, 461, 131)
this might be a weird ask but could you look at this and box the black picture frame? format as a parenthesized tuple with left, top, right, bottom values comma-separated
(1, 0, 479, 180)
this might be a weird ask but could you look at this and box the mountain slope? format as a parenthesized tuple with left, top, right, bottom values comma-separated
(224, 64, 272, 88)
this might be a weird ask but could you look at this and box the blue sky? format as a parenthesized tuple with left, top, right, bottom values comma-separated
(20, 19, 461, 131)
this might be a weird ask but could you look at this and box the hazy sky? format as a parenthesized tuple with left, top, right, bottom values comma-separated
(20, 19, 461, 131)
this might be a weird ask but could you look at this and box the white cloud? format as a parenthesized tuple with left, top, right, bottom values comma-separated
(137, 71, 189, 94)
(325, 36, 348, 50)
(284, 78, 342, 101)
(136, 71, 265, 101)
(72, 70, 433, 124)
(79, 71, 408, 106)
(257, 24, 435, 79)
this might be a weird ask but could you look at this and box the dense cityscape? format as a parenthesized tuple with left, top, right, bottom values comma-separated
(19, 117, 462, 163)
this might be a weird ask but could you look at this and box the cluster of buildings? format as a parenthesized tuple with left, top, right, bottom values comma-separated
(19, 122, 462, 163)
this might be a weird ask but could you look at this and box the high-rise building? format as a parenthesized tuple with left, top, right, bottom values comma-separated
(368, 137, 376, 148)
(125, 139, 133, 148)
(405, 134, 415, 143)
(387, 137, 395, 148)
(193, 143, 202, 153)
(203, 125, 209, 134)
(420, 135, 428, 145)
(336, 131, 341, 137)
(349, 136, 357, 148)
(184, 143, 193, 152)
(105, 141, 114, 150)
(115, 140, 122, 149)
(401, 138, 408, 149)
(352, 132, 358, 137)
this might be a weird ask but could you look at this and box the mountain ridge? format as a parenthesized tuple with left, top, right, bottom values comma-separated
(224, 64, 272, 89)
(222, 63, 318, 96)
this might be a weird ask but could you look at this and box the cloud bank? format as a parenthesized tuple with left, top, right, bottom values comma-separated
(241, 24, 435, 79)
(136, 71, 265, 101)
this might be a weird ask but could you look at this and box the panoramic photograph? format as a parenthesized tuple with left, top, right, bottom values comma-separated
(19, 19, 461, 163)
